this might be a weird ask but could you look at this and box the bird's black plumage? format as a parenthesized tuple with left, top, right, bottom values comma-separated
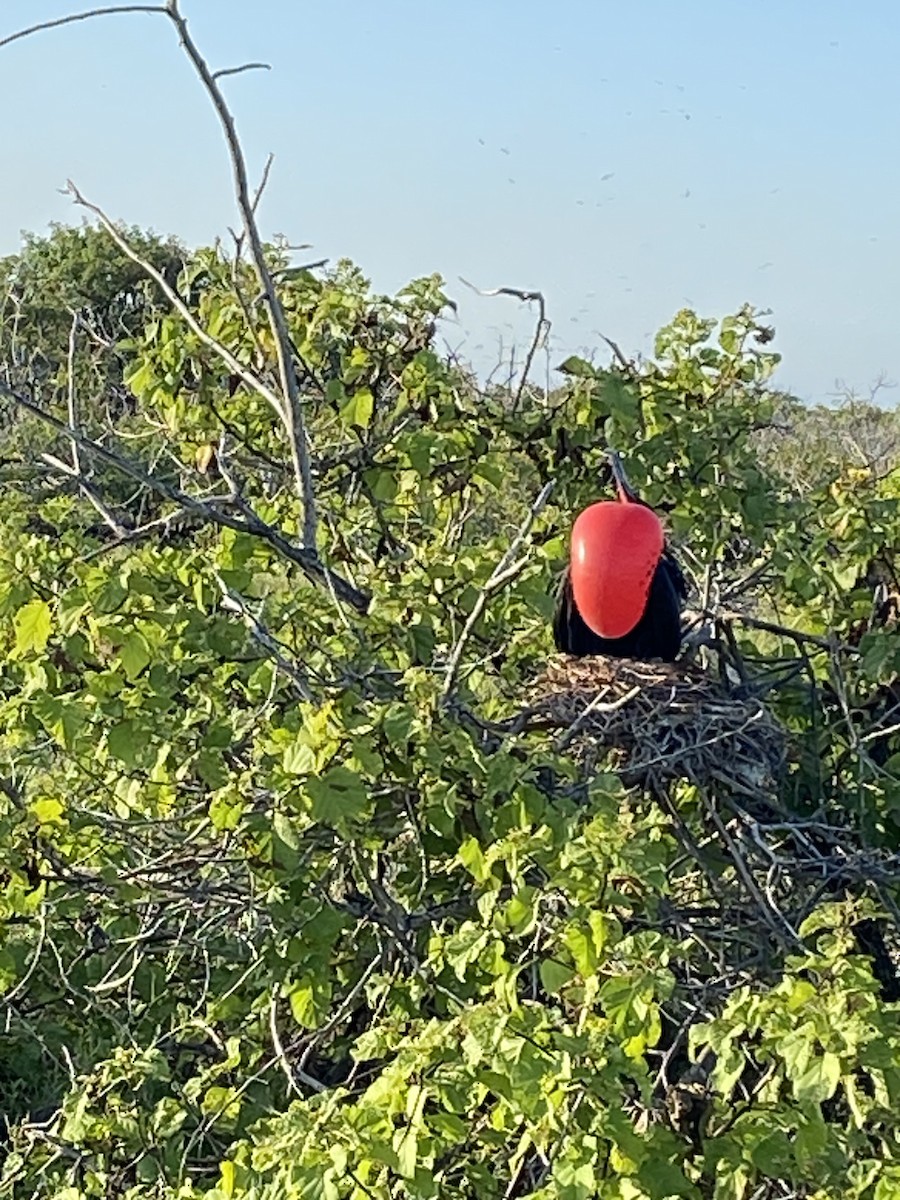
(552, 550, 686, 662)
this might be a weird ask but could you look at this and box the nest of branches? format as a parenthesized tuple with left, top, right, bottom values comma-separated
(523, 655, 786, 796)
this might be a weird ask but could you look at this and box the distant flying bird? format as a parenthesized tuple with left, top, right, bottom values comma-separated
(552, 451, 686, 661)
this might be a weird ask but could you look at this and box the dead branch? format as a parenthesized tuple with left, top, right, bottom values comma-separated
(0, 5, 164, 51)
(212, 61, 271, 81)
(459, 278, 550, 411)
(57, 312, 127, 536)
(1, 381, 370, 612)
(63, 181, 287, 430)
(2, 2, 319, 551)
(164, 0, 318, 550)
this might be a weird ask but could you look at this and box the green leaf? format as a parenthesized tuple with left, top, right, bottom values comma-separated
(201, 1085, 242, 1121)
(32, 694, 86, 750)
(209, 791, 244, 831)
(14, 599, 52, 655)
(875, 1172, 900, 1200)
(289, 977, 332, 1029)
(564, 925, 597, 978)
(637, 1156, 695, 1198)
(553, 1158, 596, 1199)
(779, 1026, 813, 1083)
(0, 948, 18, 994)
(710, 1039, 746, 1098)
(305, 765, 368, 828)
(284, 741, 317, 775)
(794, 1050, 842, 1103)
(108, 719, 140, 766)
(31, 796, 64, 825)
(557, 355, 596, 379)
(382, 703, 415, 747)
(118, 631, 151, 681)
(540, 958, 573, 994)
(599, 374, 638, 420)
(459, 836, 490, 883)
(340, 386, 374, 429)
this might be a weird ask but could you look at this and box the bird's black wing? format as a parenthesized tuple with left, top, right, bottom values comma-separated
(552, 568, 609, 656)
(629, 557, 683, 662)
(660, 548, 688, 601)
(552, 556, 684, 662)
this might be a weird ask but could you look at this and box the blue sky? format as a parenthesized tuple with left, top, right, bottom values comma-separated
(2, 1, 899, 404)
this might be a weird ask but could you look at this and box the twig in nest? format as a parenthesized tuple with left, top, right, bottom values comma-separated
(553, 686, 641, 752)
(527, 657, 786, 795)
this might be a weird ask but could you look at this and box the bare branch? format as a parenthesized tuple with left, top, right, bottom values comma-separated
(2, 1, 320, 550)
(41, 451, 128, 537)
(0, 5, 164, 51)
(443, 480, 554, 698)
(250, 152, 275, 216)
(56, 313, 127, 536)
(268, 996, 326, 1096)
(211, 61, 271, 81)
(63, 180, 286, 424)
(459, 278, 550, 410)
(599, 332, 632, 371)
(214, 573, 317, 703)
(163, 0, 318, 550)
(0, 381, 370, 612)
(65, 312, 81, 477)
(717, 608, 854, 654)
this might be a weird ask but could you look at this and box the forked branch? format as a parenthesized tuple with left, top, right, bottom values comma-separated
(163, 0, 317, 550)
(443, 480, 555, 697)
(2, 2, 319, 551)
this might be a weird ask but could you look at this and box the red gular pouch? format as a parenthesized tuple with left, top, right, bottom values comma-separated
(570, 500, 665, 639)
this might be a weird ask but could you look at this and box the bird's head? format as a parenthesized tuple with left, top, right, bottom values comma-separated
(608, 448, 641, 503)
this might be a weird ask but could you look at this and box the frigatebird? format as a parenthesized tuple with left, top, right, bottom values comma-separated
(552, 451, 686, 662)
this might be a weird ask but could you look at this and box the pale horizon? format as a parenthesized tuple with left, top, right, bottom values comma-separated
(3, 0, 899, 406)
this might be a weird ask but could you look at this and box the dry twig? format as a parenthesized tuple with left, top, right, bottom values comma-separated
(443, 480, 554, 697)
(459, 278, 550, 411)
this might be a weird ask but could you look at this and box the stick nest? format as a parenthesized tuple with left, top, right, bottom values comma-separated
(525, 656, 786, 795)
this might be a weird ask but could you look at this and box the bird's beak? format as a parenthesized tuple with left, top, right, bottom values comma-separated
(608, 449, 639, 502)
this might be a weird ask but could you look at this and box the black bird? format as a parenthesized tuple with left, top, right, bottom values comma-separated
(552, 452, 686, 662)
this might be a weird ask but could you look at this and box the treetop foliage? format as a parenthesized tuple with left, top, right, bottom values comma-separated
(1, 10, 899, 1199)
(0, 219, 898, 1200)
